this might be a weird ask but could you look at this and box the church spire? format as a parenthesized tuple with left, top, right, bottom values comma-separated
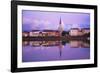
(58, 17, 63, 36)
(60, 17, 61, 25)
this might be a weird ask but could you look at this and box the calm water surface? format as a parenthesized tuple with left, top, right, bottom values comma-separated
(22, 40, 90, 62)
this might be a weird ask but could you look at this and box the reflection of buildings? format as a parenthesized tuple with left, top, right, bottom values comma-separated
(70, 40, 89, 48)
(22, 41, 29, 46)
(29, 41, 61, 46)
(69, 28, 90, 36)
(23, 40, 89, 48)
(22, 40, 89, 59)
(23, 40, 64, 58)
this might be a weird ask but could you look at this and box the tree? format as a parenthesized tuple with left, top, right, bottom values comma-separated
(62, 31, 69, 36)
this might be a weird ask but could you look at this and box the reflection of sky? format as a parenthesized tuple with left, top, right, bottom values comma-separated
(22, 44, 90, 62)
(22, 10, 90, 31)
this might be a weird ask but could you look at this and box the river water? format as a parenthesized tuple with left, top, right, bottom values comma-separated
(22, 40, 90, 62)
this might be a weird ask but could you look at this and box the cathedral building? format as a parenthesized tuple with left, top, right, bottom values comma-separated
(58, 18, 64, 36)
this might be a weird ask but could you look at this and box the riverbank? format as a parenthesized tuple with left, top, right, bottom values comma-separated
(23, 36, 90, 41)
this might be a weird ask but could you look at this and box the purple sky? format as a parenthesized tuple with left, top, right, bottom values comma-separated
(22, 10, 90, 31)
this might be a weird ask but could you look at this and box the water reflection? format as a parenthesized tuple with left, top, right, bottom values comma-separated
(22, 40, 90, 62)
(22, 40, 89, 48)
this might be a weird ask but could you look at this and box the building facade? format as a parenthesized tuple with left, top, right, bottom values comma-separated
(22, 32, 29, 37)
(69, 28, 90, 36)
(69, 28, 79, 36)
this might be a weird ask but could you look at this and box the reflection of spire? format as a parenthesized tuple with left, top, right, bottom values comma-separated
(59, 45, 62, 58)
(58, 41, 63, 58)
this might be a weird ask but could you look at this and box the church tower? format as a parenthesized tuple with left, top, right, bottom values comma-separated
(58, 17, 63, 36)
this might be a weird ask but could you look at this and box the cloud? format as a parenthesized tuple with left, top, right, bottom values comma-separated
(31, 19, 51, 30)
(33, 19, 51, 25)
(72, 24, 79, 28)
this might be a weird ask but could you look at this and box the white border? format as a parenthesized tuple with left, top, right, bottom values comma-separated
(17, 5, 94, 68)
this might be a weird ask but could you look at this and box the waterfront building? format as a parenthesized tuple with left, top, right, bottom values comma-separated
(82, 28, 90, 34)
(29, 30, 39, 37)
(69, 28, 90, 36)
(69, 28, 79, 36)
(22, 32, 29, 37)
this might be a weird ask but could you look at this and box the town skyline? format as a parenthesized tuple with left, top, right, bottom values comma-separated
(22, 10, 90, 32)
